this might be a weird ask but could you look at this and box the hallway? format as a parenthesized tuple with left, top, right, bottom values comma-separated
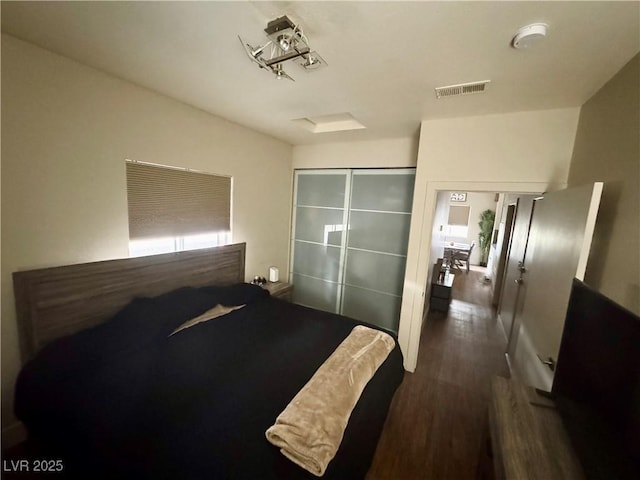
(367, 267, 510, 479)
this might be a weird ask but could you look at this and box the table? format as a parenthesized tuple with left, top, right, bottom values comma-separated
(261, 281, 293, 301)
(441, 242, 471, 271)
(442, 242, 471, 251)
(443, 241, 470, 259)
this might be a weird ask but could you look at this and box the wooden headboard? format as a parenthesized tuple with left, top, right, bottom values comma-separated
(13, 243, 246, 362)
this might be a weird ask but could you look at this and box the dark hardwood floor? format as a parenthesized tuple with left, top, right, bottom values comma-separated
(367, 267, 510, 479)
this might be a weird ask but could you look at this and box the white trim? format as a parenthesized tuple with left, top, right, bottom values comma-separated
(511, 323, 553, 391)
(292, 272, 341, 285)
(342, 283, 402, 298)
(497, 312, 510, 343)
(350, 208, 412, 215)
(346, 246, 407, 258)
(125, 158, 232, 179)
(289, 172, 300, 285)
(351, 168, 416, 176)
(338, 171, 353, 313)
(575, 182, 603, 281)
(295, 205, 344, 210)
(293, 239, 342, 249)
(229, 175, 235, 246)
(293, 168, 354, 175)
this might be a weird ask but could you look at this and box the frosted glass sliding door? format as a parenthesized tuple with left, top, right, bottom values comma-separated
(290, 171, 349, 313)
(341, 170, 415, 332)
(290, 169, 415, 333)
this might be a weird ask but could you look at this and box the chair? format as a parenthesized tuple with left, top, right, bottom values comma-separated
(452, 242, 475, 273)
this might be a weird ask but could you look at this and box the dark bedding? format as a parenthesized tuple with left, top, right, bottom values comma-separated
(15, 283, 404, 479)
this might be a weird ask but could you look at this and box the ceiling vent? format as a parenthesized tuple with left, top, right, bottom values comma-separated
(435, 80, 491, 99)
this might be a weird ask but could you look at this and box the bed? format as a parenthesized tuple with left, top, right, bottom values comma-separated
(12, 243, 404, 479)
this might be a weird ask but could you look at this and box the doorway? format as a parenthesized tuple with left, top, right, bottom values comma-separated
(397, 180, 554, 373)
(424, 191, 543, 321)
(425, 190, 497, 313)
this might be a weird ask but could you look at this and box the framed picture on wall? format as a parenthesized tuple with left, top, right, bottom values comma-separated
(450, 192, 467, 202)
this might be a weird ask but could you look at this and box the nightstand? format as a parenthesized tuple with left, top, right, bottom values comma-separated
(261, 281, 293, 302)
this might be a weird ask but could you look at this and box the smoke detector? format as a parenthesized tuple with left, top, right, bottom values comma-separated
(512, 23, 548, 49)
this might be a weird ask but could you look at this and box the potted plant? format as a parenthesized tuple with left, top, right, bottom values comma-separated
(478, 209, 496, 266)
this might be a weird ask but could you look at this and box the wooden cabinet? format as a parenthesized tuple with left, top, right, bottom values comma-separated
(261, 282, 293, 302)
(430, 260, 454, 312)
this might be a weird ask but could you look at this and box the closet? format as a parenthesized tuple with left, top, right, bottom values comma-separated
(290, 168, 415, 333)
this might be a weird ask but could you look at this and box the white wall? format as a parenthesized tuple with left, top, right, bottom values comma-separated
(568, 54, 639, 315)
(1, 35, 293, 438)
(429, 192, 450, 270)
(293, 137, 418, 169)
(398, 108, 580, 372)
(423, 191, 450, 306)
(414, 109, 580, 182)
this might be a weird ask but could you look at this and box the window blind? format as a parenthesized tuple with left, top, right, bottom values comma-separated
(126, 162, 231, 240)
(447, 205, 470, 226)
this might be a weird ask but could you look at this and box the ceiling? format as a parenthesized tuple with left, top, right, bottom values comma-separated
(2, 1, 639, 146)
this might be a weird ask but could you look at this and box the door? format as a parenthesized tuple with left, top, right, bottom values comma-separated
(498, 195, 537, 346)
(341, 170, 415, 332)
(290, 169, 415, 333)
(290, 170, 350, 313)
(508, 183, 603, 390)
(491, 203, 516, 307)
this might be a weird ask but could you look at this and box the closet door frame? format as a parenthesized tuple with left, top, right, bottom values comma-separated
(291, 168, 415, 330)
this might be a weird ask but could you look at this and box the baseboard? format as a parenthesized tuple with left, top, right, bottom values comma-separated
(511, 324, 553, 391)
(496, 312, 509, 343)
(2, 421, 27, 449)
(422, 299, 430, 324)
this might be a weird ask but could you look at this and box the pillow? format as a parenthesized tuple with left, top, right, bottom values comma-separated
(17, 284, 266, 394)
(169, 304, 245, 336)
(21, 288, 221, 376)
(199, 282, 269, 305)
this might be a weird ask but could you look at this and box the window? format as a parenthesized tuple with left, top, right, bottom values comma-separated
(126, 161, 231, 256)
(446, 205, 470, 238)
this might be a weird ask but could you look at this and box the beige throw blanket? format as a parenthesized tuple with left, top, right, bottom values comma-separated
(169, 304, 245, 336)
(265, 325, 395, 477)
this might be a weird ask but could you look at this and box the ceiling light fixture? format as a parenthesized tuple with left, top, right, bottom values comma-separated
(278, 35, 291, 52)
(239, 15, 326, 81)
(511, 23, 549, 49)
(272, 64, 292, 81)
(300, 53, 324, 70)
